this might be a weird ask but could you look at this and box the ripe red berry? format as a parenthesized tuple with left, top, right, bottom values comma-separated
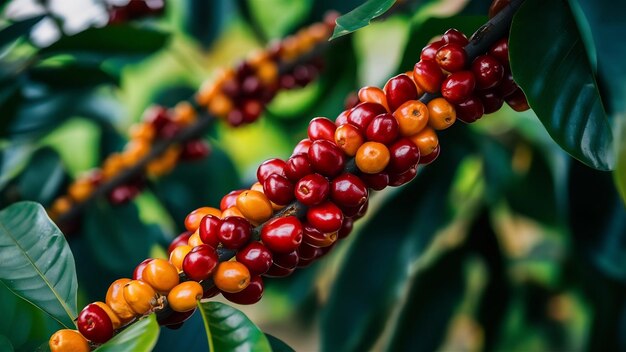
(260, 216, 303, 254)
(180, 139, 211, 160)
(242, 99, 263, 123)
(168, 231, 192, 255)
(389, 166, 418, 187)
(307, 201, 344, 233)
(359, 171, 389, 191)
(330, 173, 368, 209)
(297, 242, 324, 261)
(413, 60, 444, 94)
(441, 71, 476, 104)
(285, 153, 313, 182)
(479, 90, 504, 114)
(236, 242, 273, 276)
(489, 38, 509, 68)
(471, 55, 504, 89)
(257, 158, 287, 184)
(303, 222, 338, 248)
(295, 173, 330, 206)
(199, 215, 222, 248)
(308, 140, 346, 178)
(263, 174, 295, 205)
(219, 216, 252, 250)
(387, 138, 420, 173)
(220, 189, 245, 211)
(144, 105, 170, 130)
(222, 276, 264, 305)
(338, 217, 354, 239)
(420, 40, 444, 61)
(158, 309, 195, 328)
(436, 43, 467, 72)
(272, 250, 299, 269)
(365, 113, 399, 145)
(442, 28, 468, 46)
(182, 244, 219, 281)
(107, 184, 139, 205)
(496, 70, 519, 98)
(77, 303, 114, 343)
(292, 139, 312, 155)
(308, 117, 337, 141)
(241, 76, 262, 96)
(419, 144, 440, 165)
(505, 88, 530, 112)
(264, 264, 295, 278)
(455, 95, 485, 123)
(347, 102, 387, 131)
(227, 109, 245, 126)
(384, 74, 418, 112)
(133, 258, 153, 281)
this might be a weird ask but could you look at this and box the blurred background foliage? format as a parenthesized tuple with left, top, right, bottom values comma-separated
(0, 0, 625, 351)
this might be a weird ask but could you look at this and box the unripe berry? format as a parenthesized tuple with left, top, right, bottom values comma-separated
(358, 86, 389, 111)
(214, 261, 251, 293)
(123, 280, 157, 315)
(334, 123, 365, 157)
(419, 144, 441, 165)
(49, 329, 89, 352)
(106, 278, 135, 322)
(221, 275, 264, 305)
(169, 245, 192, 272)
(142, 258, 180, 294)
(356, 142, 390, 174)
(93, 301, 122, 330)
(236, 190, 273, 224)
(392, 100, 429, 136)
(427, 97, 457, 130)
(168, 281, 203, 312)
(409, 127, 439, 156)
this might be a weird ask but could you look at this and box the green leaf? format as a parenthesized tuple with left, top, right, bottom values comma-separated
(0, 335, 13, 352)
(39, 25, 169, 59)
(28, 63, 120, 88)
(616, 120, 626, 205)
(96, 314, 159, 352)
(17, 147, 67, 206)
(0, 143, 36, 190)
(154, 311, 209, 351)
(0, 15, 45, 49)
(181, 0, 234, 48)
(0, 201, 78, 328)
(246, 0, 312, 39)
(509, 0, 614, 170)
(330, 0, 396, 40)
(265, 334, 294, 352)
(197, 301, 272, 352)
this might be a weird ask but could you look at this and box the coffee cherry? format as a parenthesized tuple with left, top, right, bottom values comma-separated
(307, 201, 344, 233)
(107, 184, 138, 205)
(388, 138, 421, 173)
(183, 244, 219, 281)
(264, 264, 295, 278)
(242, 99, 263, 123)
(169, 245, 192, 272)
(479, 90, 504, 114)
(168, 281, 203, 312)
(442, 28, 468, 46)
(49, 329, 89, 352)
(427, 97, 457, 130)
(261, 216, 303, 253)
(335, 110, 349, 126)
(505, 88, 530, 112)
(133, 258, 152, 281)
(227, 109, 245, 126)
(360, 172, 389, 191)
(308, 117, 337, 141)
(489, 38, 509, 68)
(295, 173, 329, 206)
(384, 74, 418, 112)
(356, 141, 390, 174)
(489, 0, 510, 18)
(338, 217, 354, 239)
(168, 231, 192, 255)
(330, 173, 368, 208)
(180, 139, 211, 160)
(203, 285, 220, 299)
(292, 139, 312, 155)
(456, 95, 485, 123)
(142, 259, 180, 294)
(285, 153, 313, 182)
(92, 301, 122, 330)
(222, 275, 264, 305)
(436, 43, 467, 72)
(334, 123, 365, 156)
(358, 86, 390, 111)
(220, 190, 245, 211)
(144, 105, 170, 130)
(366, 113, 399, 145)
(185, 207, 221, 232)
(222, 206, 244, 218)
(471, 55, 504, 89)
(441, 71, 476, 104)
(219, 216, 252, 250)
(187, 231, 204, 247)
(419, 144, 440, 165)
(106, 279, 136, 322)
(308, 139, 346, 178)
(347, 102, 388, 131)
(214, 261, 251, 293)
(297, 241, 324, 262)
(236, 190, 273, 224)
(236, 242, 273, 276)
(495, 70, 518, 98)
(410, 127, 439, 156)
(263, 174, 294, 205)
(257, 158, 287, 184)
(158, 309, 195, 328)
(420, 40, 444, 61)
(199, 215, 222, 248)
(393, 100, 429, 136)
(77, 303, 113, 343)
(389, 165, 418, 187)
(241, 76, 261, 96)
(303, 222, 337, 247)
(123, 280, 157, 315)
(413, 60, 444, 93)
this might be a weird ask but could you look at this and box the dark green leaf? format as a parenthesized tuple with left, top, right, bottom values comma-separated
(0, 15, 45, 49)
(0, 335, 13, 352)
(96, 314, 159, 351)
(28, 63, 120, 88)
(509, 0, 614, 170)
(616, 122, 626, 205)
(182, 0, 233, 48)
(0, 201, 78, 328)
(265, 333, 294, 352)
(197, 301, 272, 352)
(329, 0, 396, 40)
(0, 143, 35, 190)
(17, 147, 67, 206)
(245, 0, 312, 39)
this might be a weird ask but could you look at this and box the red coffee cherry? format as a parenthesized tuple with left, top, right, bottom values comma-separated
(220, 190, 245, 211)
(471, 55, 504, 89)
(257, 158, 287, 184)
(489, 38, 510, 68)
(359, 171, 389, 191)
(338, 217, 354, 239)
(219, 216, 253, 250)
(384, 74, 418, 112)
(261, 216, 303, 254)
(303, 222, 338, 248)
(441, 71, 476, 104)
(295, 173, 330, 206)
(455, 95, 485, 123)
(479, 90, 504, 114)
(308, 117, 337, 141)
(180, 139, 211, 160)
(335, 110, 349, 126)
(144, 105, 170, 130)
(330, 173, 368, 209)
(242, 99, 263, 123)
(297, 241, 324, 262)
(158, 309, 196, 327)
(272, 250, 299, 269)
(222, 275, 264, 305)
(389, 165, 418, 187)
(495, 70, 519, 98)
(77, 303, 113, 344)
(347, 102, 388, 131)
(365, 113, 399, 145)
(419, 144, 440, 165)
(168, 231, 192, 255)
(292, 139, 312, 155)
(442, 28, 469, 46)
(185, 207, 221, 232)
(388, 138, 421, 174)
(306, 201, 344, 233)
(285, 153, 313, 182)
(413, 60, 444, 94)
(236, 242, 273, 276)
(308, 140, 346, 178)
(420, 40, 444, 61)
(263, 174, 295, 205)
(436, 43, 467, 72)
(505, 88, 530, 112)
(199, 215, 222, 248)
(182, 244, 219, 281)
(264, 264, 295, 278)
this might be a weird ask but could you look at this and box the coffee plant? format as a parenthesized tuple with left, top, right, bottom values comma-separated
(0, 0, 624, 351)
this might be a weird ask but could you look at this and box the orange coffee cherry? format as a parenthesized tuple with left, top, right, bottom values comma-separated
(247, 50, 270, 68)
(409, 127, 439, 155)
(169, 245, 193, 271)
(187, 230, 204, 247)
(129, 123, 156, 141)
(208, 93, 233, 117)
(50, 196, 73, 218)
(168, 281, 203, 312)
(146, 145, 181, 176)
(308, 22, 331, 42)
(222, 206, 244, 218)
(355, 142, 391, 174)
(250, 182, 284, 211)
(185, 207, 222, 232)
(67, 179, 93, 202)
(93, 301, 122, 329)
(404, 70, 426, 97)
(214, 261, 251, 293)
(49, 329, 89, 352)
(256, 61, 279, 85)
(102, 153, 126, 179)
(142, 259, 180, 294)
(358, 86, 389, 112)
(123, 280, 157, 315)
(196, 81, 218, 107)
(334, 124, 365, 156)
(172, 101, 197, 126)
(122, 140, 150, 167)
(106, 278, 136, 322)
(392, 100, 429, 136)
(236, 190, 273, 224)
(427, 97, 456, 130)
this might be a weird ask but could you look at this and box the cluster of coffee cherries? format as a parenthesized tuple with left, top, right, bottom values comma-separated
(48, 102, 209, 221)
(107, 0, 165, 24)
(195, 14, 336, 127)
(413, 29, 528, 123)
